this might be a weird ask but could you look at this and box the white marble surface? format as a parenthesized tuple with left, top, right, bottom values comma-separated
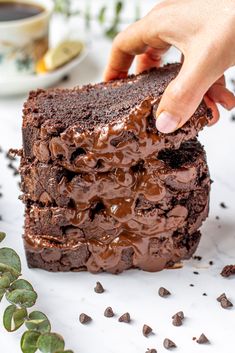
(0, 2, 235, 353)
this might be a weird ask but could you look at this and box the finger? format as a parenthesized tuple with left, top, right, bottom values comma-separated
(135, 46, 170, 74)
(204, 94, 220, 125)
(155, 54, 223, 133)
(103, 17, 169, 81)
(207, 83, 235, 110)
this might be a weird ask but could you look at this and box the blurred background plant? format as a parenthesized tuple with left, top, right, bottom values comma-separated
(53, 0, 140, 39)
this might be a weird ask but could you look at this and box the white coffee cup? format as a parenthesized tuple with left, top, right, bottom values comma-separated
(0, 0, 54, 77)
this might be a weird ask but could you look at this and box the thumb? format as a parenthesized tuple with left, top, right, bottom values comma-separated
(155, 58, 218, 133)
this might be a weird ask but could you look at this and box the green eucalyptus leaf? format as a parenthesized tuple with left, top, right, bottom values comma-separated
(0, 248, 21, 279)
(37, 333, 65, 353)
(115, 1, 123, 15)
(98, 6, 106, 24)
(0, 287, 5, 301)
(21, 330, 41, 353)
(26, 311, 51, 333)
(9, 279, 34, 292)
(6, 288, 37, 308)
(0, 231, 6, 242)
(0, 274, 11, 288)
(3, 304, 27, 332)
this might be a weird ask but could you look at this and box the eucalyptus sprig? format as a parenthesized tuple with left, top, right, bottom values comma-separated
(0, 232, 73, 353)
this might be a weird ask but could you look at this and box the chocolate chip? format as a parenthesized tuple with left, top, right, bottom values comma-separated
(163, 338, 177, 349)
(61, 74, 70, 82)
(220, 297, 233, 309)
(190, 284, 194, 287)
(209, 260, 214, 265)
(193, 255, 202, 261)
(118, 312, 131, 323)
(220, 202, 227, 209)
(172, 314, 182, 326)
(217, 293, 226, 302)
(79, 313, 92, 324)
(145, 349, 157, 353)
(192, 337, 196, 341)
(172, 311, 184, 320)
(215, 216, 220, 220)
(104, 307, 114, 318)
(221, 264, 235, 278)
(143, 324, 153, 337)
(158, 287, 171, 297)
(196, 333, 210, 344)
(94, 281, 104, 293)
(203, 293, 207, 296)
(193, 271, 199, 275)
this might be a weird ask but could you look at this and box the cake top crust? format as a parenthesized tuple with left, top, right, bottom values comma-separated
(23, 63, 209, 132)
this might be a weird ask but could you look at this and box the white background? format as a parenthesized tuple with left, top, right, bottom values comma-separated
(0, 1, 235, 352)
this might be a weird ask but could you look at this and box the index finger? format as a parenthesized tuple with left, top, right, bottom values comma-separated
(103, 16, 169, 81)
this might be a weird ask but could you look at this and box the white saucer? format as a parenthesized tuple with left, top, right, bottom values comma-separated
(0, 42, 90, 97)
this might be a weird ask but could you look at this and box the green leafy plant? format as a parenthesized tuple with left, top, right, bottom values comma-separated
(53, 0, 140, 39)
(0, 231, 74, 353)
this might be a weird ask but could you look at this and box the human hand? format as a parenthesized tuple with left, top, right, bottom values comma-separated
(104, 0, 235, 133)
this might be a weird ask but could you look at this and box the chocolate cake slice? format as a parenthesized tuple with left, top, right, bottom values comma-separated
(20, 63, 211, 274)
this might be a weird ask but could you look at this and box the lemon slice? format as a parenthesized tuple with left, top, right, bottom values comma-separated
(36, 57, 47, 74)
(43, 40, 84, 71)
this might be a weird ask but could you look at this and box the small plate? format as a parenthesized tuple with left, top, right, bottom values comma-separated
(0, 42, 90, 97)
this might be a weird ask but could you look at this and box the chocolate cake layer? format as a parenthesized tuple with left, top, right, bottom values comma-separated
(22, 64, 212, 173)
(24, 178, 209, 273)
(20, 140, 209, 208)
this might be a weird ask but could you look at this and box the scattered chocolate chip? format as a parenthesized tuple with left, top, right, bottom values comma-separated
(172, 314, 182, 326)
(209, 261, 214, 266)
(217, 293, 233, 308)
(193, 271, 199, 275)
(145, 349, 157, 353)
(196, 333, 210, 344)
(190, 284, 194, 287)
(192, 337, 196, 341)
(220, 202, 227, 209)
(143, 324, 153, 337)
(231, 114, 235, 122)
(215, 216, 220, 220)
(158, 287, 171, 297)
(61, 74, 70, 82)
(79, 313, 92, 324)
(104, 307, 114, 318)
(221, 264, 235, 278)
(203, 293, 207, 296)
(220, 297, 233, 309)
(193, 255, 202, 261)
(118, 312, 131, 323)
(94, 281, 104, 293)
(217, 293, 226, 302)
(172, 311, 184, 320)
(163, 338, 177, 349)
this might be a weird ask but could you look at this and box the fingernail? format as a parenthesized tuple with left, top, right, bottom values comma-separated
(156, 111, 181, 133)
